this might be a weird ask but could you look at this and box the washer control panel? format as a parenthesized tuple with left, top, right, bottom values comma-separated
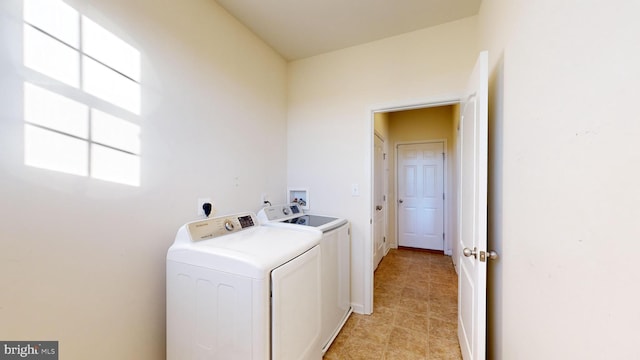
(187, 212, 257, 241)
(258, 203, 302, 222)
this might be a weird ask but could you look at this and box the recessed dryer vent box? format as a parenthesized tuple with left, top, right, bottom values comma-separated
(288, 188, 309, 210)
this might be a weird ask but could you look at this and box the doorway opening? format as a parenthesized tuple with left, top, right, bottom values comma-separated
(372, 103, 461, 267)
(369, 100, 462, 352)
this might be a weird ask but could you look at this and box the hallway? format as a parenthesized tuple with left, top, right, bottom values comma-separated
(324, 248, 462, 359)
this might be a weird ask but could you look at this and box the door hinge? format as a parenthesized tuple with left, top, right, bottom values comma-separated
(383, 236, 386, 243)
(442, 152, 445, 160)
(442, 193, 445, 200)
(383, 153, 387, 160)
(442, 233, 445, 240)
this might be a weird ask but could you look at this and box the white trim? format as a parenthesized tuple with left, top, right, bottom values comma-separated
(371, 96, 461, 115)
(350, 302, 365, 315)
(364, 109, 374, 315)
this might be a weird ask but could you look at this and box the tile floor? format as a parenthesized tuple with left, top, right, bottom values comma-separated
(323, 248, 462, 360)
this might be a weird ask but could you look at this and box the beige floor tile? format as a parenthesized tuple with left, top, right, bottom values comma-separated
(334, 337, 386, 360)
(394, 310, 430, 334)
(429, 318, 458, 342)
(397, 295, 430, 315)
(375, 282, 404, 296)
(383, 347, 428, 360)
(429, 301, 458, 324)
(429, 337, 463, 360)
(338, 313, 361, 336)
(349, 323, 393, 346)
(374, 291, 400, 310)
(324, 249, 461, 360)
(361, 306, 396, 325)
(401, 285, 430, 300)
(388, 326, 428, 357)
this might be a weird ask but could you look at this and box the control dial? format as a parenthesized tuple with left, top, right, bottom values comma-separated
(282, 207, 290, 215)
(224, 220, 235, 232)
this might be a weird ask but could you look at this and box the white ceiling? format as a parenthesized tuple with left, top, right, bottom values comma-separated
(214, 0, 482, 60)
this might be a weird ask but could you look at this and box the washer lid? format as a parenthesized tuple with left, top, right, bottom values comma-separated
(168, 214, 321, 279)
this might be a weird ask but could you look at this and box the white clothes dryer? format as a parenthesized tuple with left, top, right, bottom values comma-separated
(257, 204, 351, 354)
(167, 212, 323, 360)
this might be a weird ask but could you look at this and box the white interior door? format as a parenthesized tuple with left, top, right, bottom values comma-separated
(457, 51, 489, 360)
(373, 133, 385, 269)
(397, 142, 445, 250)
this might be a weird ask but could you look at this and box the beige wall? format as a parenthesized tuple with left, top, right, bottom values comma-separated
(385, 106, 457, 254)
(373, 112, 390, 139)
(0, 0, 287, 358)
(479, 0, 640, 358)
(288, 17, 479, 313)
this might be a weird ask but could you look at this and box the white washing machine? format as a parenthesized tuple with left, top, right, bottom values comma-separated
(166, 212, 323, 360)
(257, 204, 351, 354)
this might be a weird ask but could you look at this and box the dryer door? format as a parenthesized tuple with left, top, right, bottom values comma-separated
(271, 245, 321, 360)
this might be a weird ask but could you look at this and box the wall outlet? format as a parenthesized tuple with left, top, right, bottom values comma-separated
(197, 198, 213, 216)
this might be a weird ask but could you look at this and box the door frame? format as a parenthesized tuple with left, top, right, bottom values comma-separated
(394, 139, 449, 253)
(367, 97, 459, 315)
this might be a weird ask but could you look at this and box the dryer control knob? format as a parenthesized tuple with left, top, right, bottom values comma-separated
(224, 220, 235, 232)
(282, 207, 290, 215)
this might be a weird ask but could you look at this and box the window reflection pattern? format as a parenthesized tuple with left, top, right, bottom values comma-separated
(23, 0, 141, 186)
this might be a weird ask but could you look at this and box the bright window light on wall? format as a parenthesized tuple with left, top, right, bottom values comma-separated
(91, 109, 140, 154)
(24, 124, 89, 177)
(82, 16, 140, 82)
(23, 24, 80, 88)
(23, 0, 79, 46)
(24, 83, 88, 138)
(83, 56, 141, 115)
(91, 144, 140, 186)
(22, 0, 142, 187)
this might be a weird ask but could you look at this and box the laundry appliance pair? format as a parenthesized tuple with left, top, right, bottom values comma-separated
(167, 204, 350, 359)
